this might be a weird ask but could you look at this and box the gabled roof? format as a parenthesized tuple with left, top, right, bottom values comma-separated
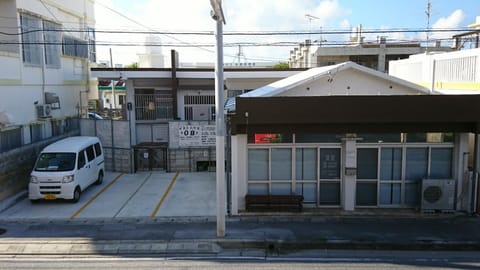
(240, 61, 431, 98)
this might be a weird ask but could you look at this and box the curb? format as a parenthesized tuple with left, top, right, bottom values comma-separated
(0, 238, 478, 256)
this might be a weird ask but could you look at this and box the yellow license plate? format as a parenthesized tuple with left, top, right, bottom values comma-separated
(44, 194, 56, 200)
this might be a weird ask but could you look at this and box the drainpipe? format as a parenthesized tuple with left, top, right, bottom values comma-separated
(429, 59, 436, 93)
(471, 133, 478, 214)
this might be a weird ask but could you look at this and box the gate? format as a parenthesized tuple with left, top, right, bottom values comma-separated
(134, 143, 167, 172)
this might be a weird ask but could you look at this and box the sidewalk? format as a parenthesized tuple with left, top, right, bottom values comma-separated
(0, 213, 479, 256)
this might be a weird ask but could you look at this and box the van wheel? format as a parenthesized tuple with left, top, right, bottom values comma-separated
(72, 187, 81, 203)
(95, 171, 104, 185)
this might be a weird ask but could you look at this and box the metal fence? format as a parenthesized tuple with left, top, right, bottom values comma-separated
(0, 117, 79, 154)
(134, 94, 173, 121)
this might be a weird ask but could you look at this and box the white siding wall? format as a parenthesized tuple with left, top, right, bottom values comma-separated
(0, 0, 95, 127)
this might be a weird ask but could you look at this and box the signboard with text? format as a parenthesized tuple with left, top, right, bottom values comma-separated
(178, 124, 216, 147)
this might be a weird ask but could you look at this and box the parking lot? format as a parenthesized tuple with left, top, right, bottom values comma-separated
(0, 172, 216, 221)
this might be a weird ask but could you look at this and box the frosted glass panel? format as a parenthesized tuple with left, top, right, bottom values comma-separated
(296, 148, 317, 180)
(380, 148, 402, 180)
(405, 148, 428, 181)
(379, 183, 401, 205)
(271, 148, 292, 180)
(272, 183, 291, 195)
(430, 148, 452, 179)
(248, 183, 268, 195)
(248, 149, 268, 180)
(295, 183, 316, 203)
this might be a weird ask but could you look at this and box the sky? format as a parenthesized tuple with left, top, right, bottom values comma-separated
(94, 0, 480, 67)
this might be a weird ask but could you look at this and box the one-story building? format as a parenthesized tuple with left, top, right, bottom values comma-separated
(228, 61, 480, 214)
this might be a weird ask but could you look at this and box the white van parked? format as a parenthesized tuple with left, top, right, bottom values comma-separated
(29, 136, 105, 203)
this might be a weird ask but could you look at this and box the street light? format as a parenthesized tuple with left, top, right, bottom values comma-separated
(210, 0, 226, 238)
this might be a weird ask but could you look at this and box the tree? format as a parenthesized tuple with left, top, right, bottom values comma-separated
(125, 62, 138, 68)
(273, 61, 289, 69)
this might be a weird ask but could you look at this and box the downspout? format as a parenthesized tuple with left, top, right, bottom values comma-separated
(429, 59, 436, 93)
(471, 132, 478, 214)
(171, 50, 178, 119)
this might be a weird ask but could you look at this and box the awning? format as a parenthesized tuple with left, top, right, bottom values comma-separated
(230, 95, 480, 135)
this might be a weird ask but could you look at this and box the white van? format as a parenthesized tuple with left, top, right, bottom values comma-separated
(29, 136, 105, 203)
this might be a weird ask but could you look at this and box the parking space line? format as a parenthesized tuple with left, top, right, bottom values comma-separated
(150, 171, 180, 218)
(70, 173, 124, 219)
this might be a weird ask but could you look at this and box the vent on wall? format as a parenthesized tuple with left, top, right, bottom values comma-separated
(421, 179, 455, 212)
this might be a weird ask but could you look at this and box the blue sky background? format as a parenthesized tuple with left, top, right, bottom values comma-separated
(94, 0, 480, 66)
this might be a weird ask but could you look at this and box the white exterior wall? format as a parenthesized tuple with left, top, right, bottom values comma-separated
(281, 69, 424, 96)
(231, 134, 247, 215)
(0, 0, 95, 127)
(389, 48, 480, 93)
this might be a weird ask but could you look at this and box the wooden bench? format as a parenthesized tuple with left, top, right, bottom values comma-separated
(245, 194, 304, 212)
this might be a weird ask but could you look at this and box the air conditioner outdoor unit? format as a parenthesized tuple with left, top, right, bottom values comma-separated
(421, 179, 455, 211)
(36, 104, 52, 118)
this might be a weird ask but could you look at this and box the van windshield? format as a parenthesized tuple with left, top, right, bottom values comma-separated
(34, 153, 76, 172)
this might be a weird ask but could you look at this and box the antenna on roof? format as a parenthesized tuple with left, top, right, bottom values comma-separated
(425, 0, 432, 52)
(305, 14, 319, 40)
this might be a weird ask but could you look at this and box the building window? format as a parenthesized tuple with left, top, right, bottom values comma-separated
(43, 21, 61, 67)
(183, 95, 215, 121)
(356, 148, 379, 206)
(87, 27, 96, 62)
(20, 14, 42, 65)
(62, 36, 88, 58)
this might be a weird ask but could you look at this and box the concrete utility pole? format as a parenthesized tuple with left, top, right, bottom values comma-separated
(210, 0, 226, 238)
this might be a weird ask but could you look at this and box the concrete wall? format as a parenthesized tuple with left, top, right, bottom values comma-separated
(168, 148, 215, 172)
(0, 132, 77, 201)
(80, 119, 132, 172)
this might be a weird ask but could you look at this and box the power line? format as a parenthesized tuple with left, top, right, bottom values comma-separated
(0, 27, 472, 36)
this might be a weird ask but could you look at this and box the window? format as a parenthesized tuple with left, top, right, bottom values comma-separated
(43, 21, 61, 67)
(430, 148, 453, 179)
(248, 149, 269, 180)
(320, 148, 341, 179)
(296, 148, 317, 180)
(357, 148, 378, 179)
(87, 27, 96, 62)
(94, 143, 102, 157)
(380, 148, 402, 180)
(35, 153, 76, 172)
(271, 148, 292, 180)
(405, 148, 428, 181)
(77, 151, 86, 169)
(20, 14, 42, 65)
(62, 36, 88, 58)
(85, 145, 95, 162)
(356, 148, 378, 206)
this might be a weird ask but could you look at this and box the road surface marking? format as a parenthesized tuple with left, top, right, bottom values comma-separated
(151, 171, 180, 218)
(70, 173, 124, 219)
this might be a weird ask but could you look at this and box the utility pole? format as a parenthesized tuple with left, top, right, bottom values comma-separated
(210, 0, 226, 238)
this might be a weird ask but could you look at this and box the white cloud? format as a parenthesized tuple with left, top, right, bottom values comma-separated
(94, 0, 351, 65)
(431, 9, 465, 39)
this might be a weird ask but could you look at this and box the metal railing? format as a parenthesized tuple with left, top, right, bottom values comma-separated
(134, 94, 174, 121)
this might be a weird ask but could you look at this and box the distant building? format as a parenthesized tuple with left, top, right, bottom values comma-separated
(289, 25, 452, 72)
(138, 35, 165, 68)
